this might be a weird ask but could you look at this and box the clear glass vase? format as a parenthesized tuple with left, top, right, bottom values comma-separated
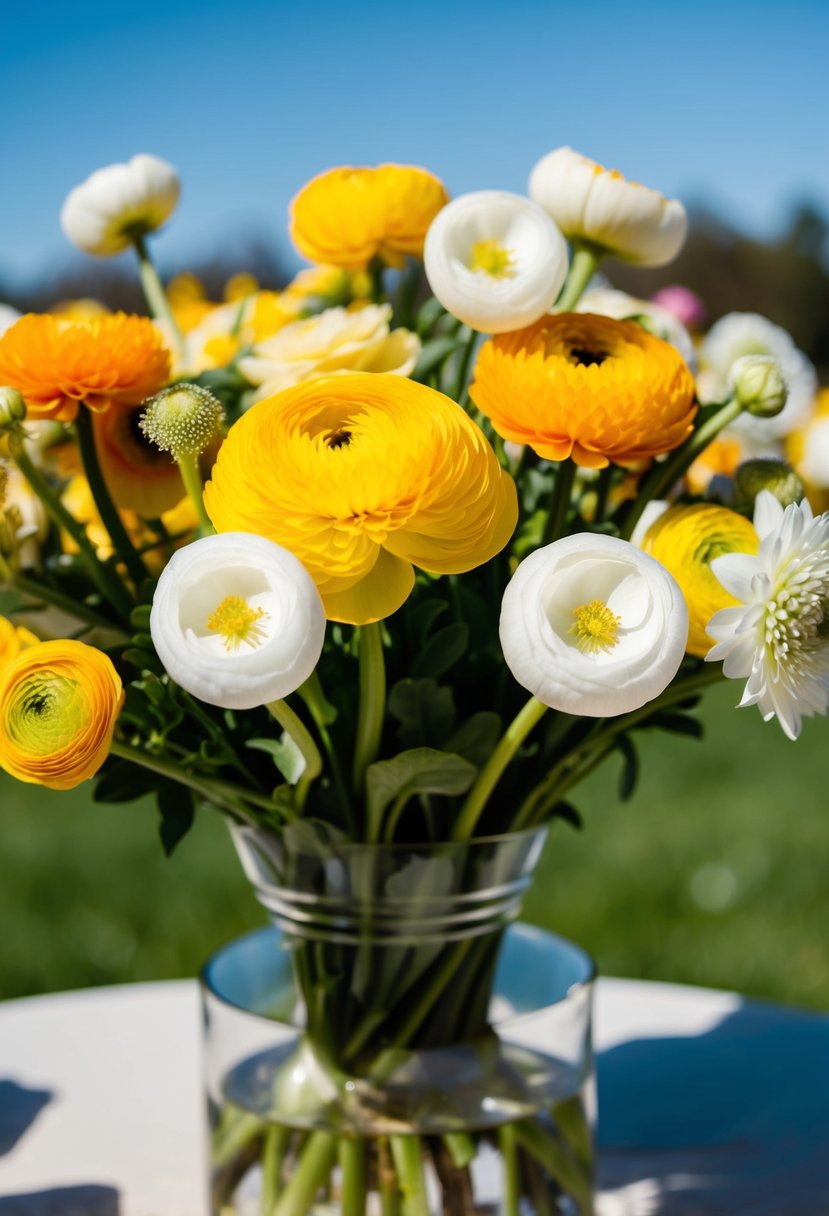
(202, 827, 596, 1215)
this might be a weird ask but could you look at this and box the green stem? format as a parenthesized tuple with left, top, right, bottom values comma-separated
(621, 398, 743, 540)
(542, 458, 577, 546)
(453, 326, 479, 406)
(299, 673, 354, 831)
(499, 1124, 521, 1216)
(10, 572, 128, 638)
(513, 1118, 593, 1215)
(389, 1136, 429, 1216)
(132, 234, 185, 356)
(75, 407, 151, 589)
(266, 699, 323, 813)
(176, 450, 214, 536)
(555, 242, 602, 312)
(443, 1132, 477, 1170)
(11, 441, 134, 621)
(261, 1125, 291, 1214)
(339, 1137, 367, 1216)
(378, 1138, 401, 1216)
(452, 696, 548, 840)
(352, 622, 386, 801)
(273, 1130, 337, 1216)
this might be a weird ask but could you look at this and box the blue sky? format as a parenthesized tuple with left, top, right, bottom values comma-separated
(1, 0, 827, 286)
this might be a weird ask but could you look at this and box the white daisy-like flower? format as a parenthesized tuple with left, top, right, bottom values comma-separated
(706, 491, 829, 740)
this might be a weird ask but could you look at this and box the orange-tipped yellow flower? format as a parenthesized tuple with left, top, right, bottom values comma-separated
(470, 313, 697, 470)
(0, 313, 170, 422)
(290, 164, 449, 270)
(640, 503, 759, 657)
(0, 616, 38, 670)
(203, 374, 517, 624)
(0, 639, 123, 790)
(91, 402, 190, 518)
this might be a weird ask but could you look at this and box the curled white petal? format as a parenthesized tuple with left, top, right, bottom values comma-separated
(424, 191, 568, 333)
(150, 532, 325, 710)
(60, 153, 181, 257)
(500, 534, 689, 717)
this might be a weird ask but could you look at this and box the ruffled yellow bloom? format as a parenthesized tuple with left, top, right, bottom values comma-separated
(203, 373, 517, 624)
(290, 164, 449, 269)
(640, 503, 759, 656)
(0, 616, 38, 669)
(470, 313, 697, 470)
(0, 313, 170, 422)
(0, 639, 123, 789)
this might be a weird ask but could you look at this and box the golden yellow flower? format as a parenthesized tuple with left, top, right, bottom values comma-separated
(640, 503, 759, 657)
(0, 639, 123, 790)
(203, 373, 517, 624)
(91, 402, 191, 517)
(49, 298, 110, 322)
(0, 616, 38, 669)
(0, 313, 170, 422)
(470, 313, 697, 470)
(686, 435, 745, 496)
(787, 388, 829, 513)
(290, 164, 449, 269)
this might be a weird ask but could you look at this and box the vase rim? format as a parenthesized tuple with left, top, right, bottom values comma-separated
(231, 823, 549, 855)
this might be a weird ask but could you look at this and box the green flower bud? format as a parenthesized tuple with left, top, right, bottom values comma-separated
(729, 355, 787, 418)
(0, 387, 26, 431)
(734, 459, 806, 512)
(140, 383, 224, 459)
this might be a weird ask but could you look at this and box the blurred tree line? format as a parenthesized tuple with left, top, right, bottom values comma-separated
(2, 205, 828, 378)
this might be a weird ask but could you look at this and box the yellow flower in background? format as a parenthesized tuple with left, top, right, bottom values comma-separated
(91, 403, 195, 518)
(0, 639, 123, 790)
(204, 373, 517, 624)
(0, 616, 38, 669)
(0, 314, 170, 421)
(787, 388, 829, 513)
(686, 435, 746, 497)
(238, 303, 420, 400)
(61, 475, 130, 559)
(48, 298, 110, 322)
(640, 503, 759, 657)
(470, 313, 697, 469)
(290, 164, 449, 269)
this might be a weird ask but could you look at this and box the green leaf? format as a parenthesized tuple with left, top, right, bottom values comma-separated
(409, 599, 448, 648)
(412, 622, 469, 680)
(615, 735, 639, 801)
(447, 712, 502, 768)
(552, 800, 583, 829)
(129, 605, 152, 630)
(366, 748, 477, 841)
(157, 782, 195, 856)
(123, 648, 164, 675)
(93, 760, 158, 804)
(388, 678, 456, 749)
(412, 335, 463, 380)
(650, 712, 704, 740)
(415, 296, 446, 336)
(247, 734, 306, 784)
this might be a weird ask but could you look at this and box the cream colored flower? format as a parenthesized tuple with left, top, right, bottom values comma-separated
(61, 154, 181, 257)
(238, 304, 420, 400)
(529, 147, 687, 267)
(423, 191, 567, 333)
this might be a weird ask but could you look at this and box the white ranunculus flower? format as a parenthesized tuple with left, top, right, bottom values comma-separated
(529, 147, 687, 267)
(575, 286, 696, 370)
(697, 312, 817, 441)
(60, 154, 181, 257)
(500, 534, 688, 716)
(423, 191, 568, 334)
(238, 303, 420, 400)
(150, 533, 325, 710)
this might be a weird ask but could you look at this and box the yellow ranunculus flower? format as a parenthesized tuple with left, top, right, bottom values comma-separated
(203, 373, 518, 625)
(0, 639, 123, 789)
(0, 616, 38, 669)
(640, 503, 759, 657)
(290, 164, 449, 269)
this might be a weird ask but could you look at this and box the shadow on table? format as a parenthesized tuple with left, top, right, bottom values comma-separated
(596, 1000, 829, 1215)
(0, 1189, 119, 1215)
(0, 1080, 53, 1156)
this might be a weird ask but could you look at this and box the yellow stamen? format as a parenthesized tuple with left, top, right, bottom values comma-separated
(569, 599, 620, 654)
(207, 595, 269, 651)
(468, 239, 516, 279)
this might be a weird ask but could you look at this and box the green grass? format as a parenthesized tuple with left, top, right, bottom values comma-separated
(1, 682, 827, 1008)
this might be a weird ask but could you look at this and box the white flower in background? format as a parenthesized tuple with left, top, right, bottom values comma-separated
(150, 532, 325, 710)
(0, 304, 20, 337)
(575, 286, 696, 370)
(2, 465, 49, 568)
(528, 147, 687, 267)
(423, 191, 568, 333)
(706, 491, 829, 740)
(697, 313, 817, 440)
(238, 303, 420, 400)
(60, 154, 181, 257)
(798, 418, 829, 490)
(500, 534, 688, 716)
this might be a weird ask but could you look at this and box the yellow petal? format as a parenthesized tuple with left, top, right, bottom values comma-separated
(321, 548, 414, 625)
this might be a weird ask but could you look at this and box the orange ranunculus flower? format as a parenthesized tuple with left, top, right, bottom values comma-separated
(0, 639, 123, 790)
(91, 402, 189, 517)
(203, 373, 517, 625)
(0, 313, 170, 422)
(290, 164, 449, 270)
(0, 616, 38, 670)
(470, 313, 697, 470)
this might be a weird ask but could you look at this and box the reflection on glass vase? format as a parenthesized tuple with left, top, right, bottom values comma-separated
(202, 826, 596, 1215)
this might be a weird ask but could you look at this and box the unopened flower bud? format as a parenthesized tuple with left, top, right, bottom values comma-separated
(0, 387, 26, 431)
(729, 355, 787, 418)
(734, 459, 806, 512)
(140, 383, 223, 459)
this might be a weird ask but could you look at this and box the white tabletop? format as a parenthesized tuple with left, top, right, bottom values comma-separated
(0, 977, 826, 1215)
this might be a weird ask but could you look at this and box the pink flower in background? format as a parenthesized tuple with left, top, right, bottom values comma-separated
(651, 285, 706, 330)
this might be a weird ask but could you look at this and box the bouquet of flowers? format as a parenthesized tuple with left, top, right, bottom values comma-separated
(0, 146, 827, 1216)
